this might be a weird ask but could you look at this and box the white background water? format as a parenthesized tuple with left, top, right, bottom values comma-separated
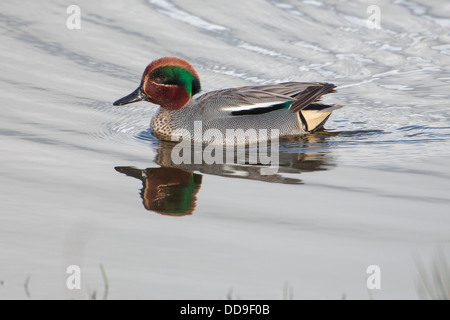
(1, 0, 449, 299)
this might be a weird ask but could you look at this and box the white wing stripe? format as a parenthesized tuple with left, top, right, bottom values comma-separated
(221, 101, 286, 112)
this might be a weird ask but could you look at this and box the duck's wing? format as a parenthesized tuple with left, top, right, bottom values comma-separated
(288, 83, 336, 112)
(195, 82, 336, 117)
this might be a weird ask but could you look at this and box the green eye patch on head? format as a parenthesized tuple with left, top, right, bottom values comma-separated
(149, 66, 201, 97)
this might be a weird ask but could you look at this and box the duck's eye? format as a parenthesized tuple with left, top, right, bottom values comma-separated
(151, 76, 164, 84)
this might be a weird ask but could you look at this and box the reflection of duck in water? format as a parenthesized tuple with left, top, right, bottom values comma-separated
(154, 139, 330, 184)
(115, 166, 201, 216)
(115, 134, 334, 216)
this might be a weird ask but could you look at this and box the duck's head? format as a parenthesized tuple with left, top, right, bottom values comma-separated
(113, 57, 201, 110)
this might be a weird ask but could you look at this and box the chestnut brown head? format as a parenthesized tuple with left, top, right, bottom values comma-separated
(113, 57, 201, 110)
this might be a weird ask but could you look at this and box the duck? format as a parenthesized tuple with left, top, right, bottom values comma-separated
(113, 57, 340, 146)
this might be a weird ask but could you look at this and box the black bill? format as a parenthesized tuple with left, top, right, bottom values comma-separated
(113, 86, 146, 106)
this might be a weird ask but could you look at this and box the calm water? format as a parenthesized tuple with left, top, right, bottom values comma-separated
(1, 0, 449, 299)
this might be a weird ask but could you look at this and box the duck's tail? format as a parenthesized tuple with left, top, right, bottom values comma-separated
(299, 103, 343, 132)
(287, 83, 340, 132)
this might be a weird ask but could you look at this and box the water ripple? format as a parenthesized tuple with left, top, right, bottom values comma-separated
(148, 0, 229, 31)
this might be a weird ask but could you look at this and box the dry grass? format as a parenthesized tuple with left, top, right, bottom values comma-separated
(416, 249, 450, 300)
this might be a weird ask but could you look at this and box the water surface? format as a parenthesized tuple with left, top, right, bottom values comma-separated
(1, 0, 449, 299)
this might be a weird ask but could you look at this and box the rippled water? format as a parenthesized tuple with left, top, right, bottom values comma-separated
(1, 0, 449, 299)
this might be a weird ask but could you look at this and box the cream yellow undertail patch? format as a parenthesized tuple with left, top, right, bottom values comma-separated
(300, 110, 332, 132)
